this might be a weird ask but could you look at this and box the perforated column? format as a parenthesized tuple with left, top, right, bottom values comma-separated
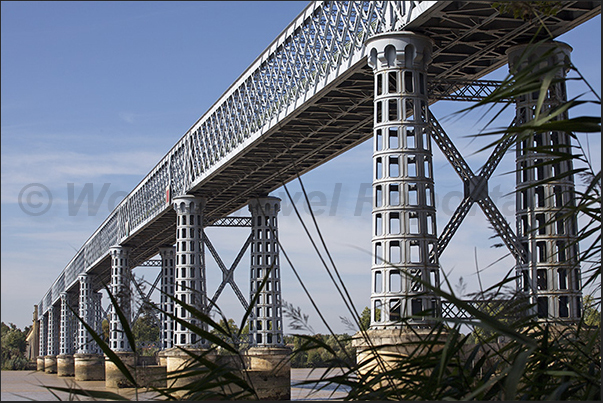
(59, 292, 75, 355)
(47, 304, 59, 356)
(366, 32, 440, 329)
(173, 196, 207, 348)
(39, 314, 47, 357)
(159, 246, 176, 349)
(92, 291, 103, 353)
(248, 197, 284, 346)
(507, 42, 582, 321)
(109, 246, 132, 352)
(77, 273, 96, 354)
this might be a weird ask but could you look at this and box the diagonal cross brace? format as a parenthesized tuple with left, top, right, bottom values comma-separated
(428, 111, 526, 263)
(132, 268, 162, 324)
(204, 231, 251, 310)
(132, 270, 165, 324)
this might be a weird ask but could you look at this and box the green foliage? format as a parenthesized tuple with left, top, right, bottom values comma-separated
(132, 314, 159, 344)
(132, 313, 160, 357)
(583, 295, 601, 327)
(492, 1, 562, 21)
(1, 322, 29, 370)
(101, 318, 110, 343)
(284, 333, 355, 368)
(359, 306, 371, 331)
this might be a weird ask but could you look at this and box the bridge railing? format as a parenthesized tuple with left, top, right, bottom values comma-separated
(38, 1, 445, 315)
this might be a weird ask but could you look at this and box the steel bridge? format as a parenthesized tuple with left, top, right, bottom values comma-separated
(36, 1, 599, 360)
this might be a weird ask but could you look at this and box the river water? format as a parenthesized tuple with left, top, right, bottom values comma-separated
(1, 368, 349, 401)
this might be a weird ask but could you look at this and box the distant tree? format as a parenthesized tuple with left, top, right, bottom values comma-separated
(132, 313, 160, 344)
(284, 333, 354, 368)
(101, 319, 110, 343)
(210, 318, 239, 337)
(359, 306, 371, 331)
(584, 295, 601, 327)
(1, 322, 29, 370)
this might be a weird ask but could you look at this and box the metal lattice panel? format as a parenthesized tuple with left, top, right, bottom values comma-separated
(137, 259, 162, 267)
(441, 298, 526, 321)
(38, 1, 600, 315)
(208, 217, 253, 227)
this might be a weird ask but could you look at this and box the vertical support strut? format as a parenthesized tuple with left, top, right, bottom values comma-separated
(109, 246, 132, 352)
(77, 273, 98, 354)
(366, 32, 440, 328)
(92, 291, 103, 348)
(59, 292, 75, 356)
(507, 42, 582, 321)
(159, 246, 175, 350)
(248, 197, 284, 346)
(173, 195, 207, 348)
(39, 313, 47, 358)
(47, 303, 59, 357)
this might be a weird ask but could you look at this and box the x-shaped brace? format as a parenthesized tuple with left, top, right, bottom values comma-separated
(204, 231, 251, 310)
(132, 270, 162, 324)
(428, 111, 527, 264)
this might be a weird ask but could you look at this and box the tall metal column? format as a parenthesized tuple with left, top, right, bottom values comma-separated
(109, 246, 132, 352)
(507, 42, 582, 321)
(39, 313, 47, 357)
(77, 273, 98, 354)
(159, 246, 176, 349)
(47, 304, 59, 356)
(366, 32, 440, 328)
(59, 292, 75, 356)
(173, 196, 207, 348)
(248, 197, 284, 346)
(92, 291, 104, 350)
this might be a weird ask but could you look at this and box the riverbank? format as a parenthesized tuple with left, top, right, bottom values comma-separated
(1, 368, 348, 401)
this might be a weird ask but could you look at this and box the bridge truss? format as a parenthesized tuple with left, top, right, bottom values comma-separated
(39, 1, 600, 316)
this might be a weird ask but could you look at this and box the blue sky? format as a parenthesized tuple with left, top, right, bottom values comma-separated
(1, 2, 600, 334)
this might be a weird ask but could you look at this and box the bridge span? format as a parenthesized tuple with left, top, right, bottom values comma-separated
(33, 1, 599, 389)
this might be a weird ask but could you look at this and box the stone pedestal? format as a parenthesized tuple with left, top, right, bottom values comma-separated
(105, 352, 136, 388)
(246, 346, 292, 400)
(56, 354, 75, 377)
(246, 346, 291, 375)
(44, 355, 57, 374)
(36, 356, 45, 372)
(165, 348, 215, 389)
(74, 353, 105, 381)
(353, 327, 447, 384)
(157, 349, 169, 367)
(160, 347, 291, 400)
(136, 365, 167, 388)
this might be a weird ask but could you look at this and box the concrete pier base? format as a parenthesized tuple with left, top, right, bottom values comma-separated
(56, 354, 75, 377)
(44, 355, 57, 374)
(74, 353, 105, 381)
(105, 352, 136, 388)
(162, 347, 291, 399)
(36, 356, 45, 372)
(353, 327, 447, 386)
(246, 346, 291, 374)
(157, 349, 169, 368)
(165, 348, 215, 390)
(246, 346, 292, 400)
